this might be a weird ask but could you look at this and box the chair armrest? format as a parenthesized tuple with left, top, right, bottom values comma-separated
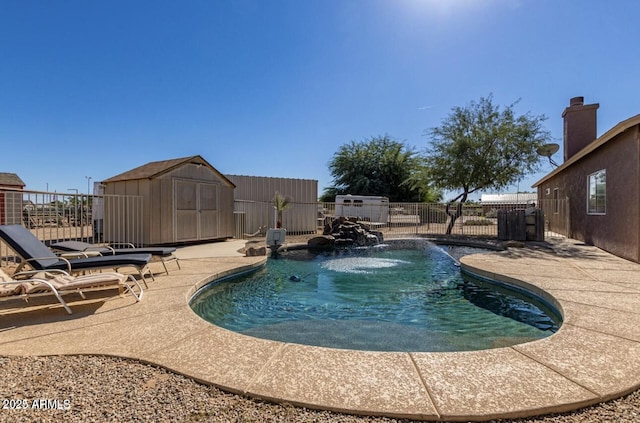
(13, 269, 71, 279)
(59, 251, 102, 258)
(18, 256, 73, 272)
(100, 245, 116, 254)
(108, 242, 136, 249)
(85, 245, 113, 254)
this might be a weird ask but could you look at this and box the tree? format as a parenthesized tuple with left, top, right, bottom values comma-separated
(318, 186, 340, 203)
(423, 95, 551, 234)
(273, 191, 291, 228)
(322, 135, 441, 202)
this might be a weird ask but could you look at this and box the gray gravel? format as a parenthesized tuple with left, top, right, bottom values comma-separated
(1, 355, 639, 423)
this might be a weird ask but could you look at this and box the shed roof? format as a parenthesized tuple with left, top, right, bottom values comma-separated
(533, 114, 640, 187)
(0, 172, 25, 187)
(102, 155, 235, 187)
(481, 193, 537, 204)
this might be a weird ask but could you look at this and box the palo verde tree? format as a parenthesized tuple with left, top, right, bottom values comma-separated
(423, 95, 551, 234)
(321, 135, 441, 202)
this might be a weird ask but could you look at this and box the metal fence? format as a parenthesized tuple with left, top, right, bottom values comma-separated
(1, 187, 569, 259)
(319, 199, 568, 240)
(233, 198, 568, 240)
(0, 188, 143, 267)
(233, 199, 319, 237)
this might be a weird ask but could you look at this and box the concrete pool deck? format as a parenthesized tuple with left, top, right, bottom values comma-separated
(1, 238, 640, 421)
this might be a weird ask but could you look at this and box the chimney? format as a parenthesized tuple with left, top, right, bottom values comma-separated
(562, 96, 599, 161)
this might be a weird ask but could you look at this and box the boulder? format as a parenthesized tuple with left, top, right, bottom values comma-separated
(371, 231, 384, 243)
(307, 235, 335, 248)
(245, 245, 267, 256)
(334, 238, 355, 247)
(365, 233, 380, 245)
(321, 217, 383, 247)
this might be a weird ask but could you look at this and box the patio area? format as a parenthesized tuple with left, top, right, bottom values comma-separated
(1, 237, 640, 421)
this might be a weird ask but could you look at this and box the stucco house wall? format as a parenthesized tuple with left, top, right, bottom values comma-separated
(535, 98, 640, 262)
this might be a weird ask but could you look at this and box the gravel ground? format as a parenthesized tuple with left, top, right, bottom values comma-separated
(1, 355, 639, 423)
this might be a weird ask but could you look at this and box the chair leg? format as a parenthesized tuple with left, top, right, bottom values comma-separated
(159, 256, 180, 275)
(76, 288, 87, 299)
(123, 275, 143, 301)
(53, 292, 73, 314)
(138, 272, 149, 289)
(138, 265, 153, 288)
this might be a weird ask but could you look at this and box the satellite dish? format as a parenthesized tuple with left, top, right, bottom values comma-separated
(536, 143, 559, 156)
(536, 143, 560, 167)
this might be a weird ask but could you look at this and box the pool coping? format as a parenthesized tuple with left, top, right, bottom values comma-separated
(1, 238, 640, 421)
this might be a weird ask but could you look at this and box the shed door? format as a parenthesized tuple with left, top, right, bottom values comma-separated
(175, 180, 198, 241)
(174, 180, 219, 241)
(199, 183, 218, 239)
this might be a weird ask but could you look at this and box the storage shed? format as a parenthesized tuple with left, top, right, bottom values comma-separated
(101, 156, 235, 245)
(0, 172, 25, 225)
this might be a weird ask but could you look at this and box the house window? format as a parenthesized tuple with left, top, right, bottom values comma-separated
(553, 188, 559, 214)
(587, 170, 606, 215)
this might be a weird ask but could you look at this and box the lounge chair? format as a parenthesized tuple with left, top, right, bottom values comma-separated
(50, 240, 180, 275)
(0, 268, 143, 314)
(0, 225, 154, 286)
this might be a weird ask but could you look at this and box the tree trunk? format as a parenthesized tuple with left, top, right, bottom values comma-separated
(445, 192, 468, 235)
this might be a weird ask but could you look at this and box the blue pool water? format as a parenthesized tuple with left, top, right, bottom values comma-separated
(190, 241, 561, 352)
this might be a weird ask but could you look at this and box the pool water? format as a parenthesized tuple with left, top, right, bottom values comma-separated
(190, 242, 561, 352)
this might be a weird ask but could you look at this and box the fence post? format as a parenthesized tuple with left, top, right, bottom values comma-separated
(426, 204, 429, 232)
(565, 196, 571, 238)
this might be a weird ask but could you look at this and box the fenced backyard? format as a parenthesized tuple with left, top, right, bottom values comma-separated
(233, 197, 568, 241)
(0, 188, 143, 267)
(318, 199, 568, 240)
(1, 187, 568, 267)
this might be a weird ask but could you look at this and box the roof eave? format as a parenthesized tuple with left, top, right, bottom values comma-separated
(533, 114, 640, 187)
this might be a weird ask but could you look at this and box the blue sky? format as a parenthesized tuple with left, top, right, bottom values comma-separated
(2, 0, 639, 200)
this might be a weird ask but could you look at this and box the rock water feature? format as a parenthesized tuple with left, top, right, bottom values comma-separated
(307, 217, 384, 248)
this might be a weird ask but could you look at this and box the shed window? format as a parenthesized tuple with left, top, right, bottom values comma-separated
(587, 170, 606, 215)
(553, 188, 559, 214)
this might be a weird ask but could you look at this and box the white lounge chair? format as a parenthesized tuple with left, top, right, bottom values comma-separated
(0, 268, 143, 314)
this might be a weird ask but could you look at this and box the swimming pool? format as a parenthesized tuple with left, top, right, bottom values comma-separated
(190, 240, 561, 352)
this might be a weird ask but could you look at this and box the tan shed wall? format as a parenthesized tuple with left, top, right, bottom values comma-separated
(219, 184, 235, 238)
(104, 162, 235, 244)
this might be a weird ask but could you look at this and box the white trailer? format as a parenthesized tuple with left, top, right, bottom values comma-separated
(335, 195, 389, 223)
